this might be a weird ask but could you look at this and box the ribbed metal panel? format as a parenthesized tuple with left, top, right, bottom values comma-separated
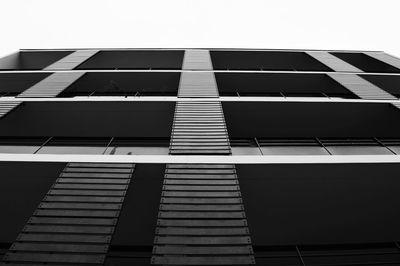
(44, 50, 99, 70)
(170, 102, 231, 155)
(18, 72, 85, 98)
(328, 73, 397, 100)
(178, 72, 219, 98)
(364, 52, 400, 70)
(182, 49, 213, 70)
(0, 101, 21, 119)
(151, 164, 255, 265)
(1, 162, 135, 266)
(306, 51, 362, 72)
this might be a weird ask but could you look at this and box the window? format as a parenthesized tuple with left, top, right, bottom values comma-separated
(36, 137, 110, 154)
(76, 50, 185, 70)
(59, 72, 180, 97)
(331, 52, 400, 73)
(210, 51, 333, 71)
(0, 137, 46, 154)
(104, 138, 170, 155)
(230, 139, 262, 155)
(321, 138, 393, 155)
(259, 139, 329, 155)
(230, 137, 398, 156)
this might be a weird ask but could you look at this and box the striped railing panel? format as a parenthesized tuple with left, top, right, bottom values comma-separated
(306, 51, 362, 72)
(328, 73, 397, 100)
(182, 49, 213, 70)
(18, 72, 85, 98)
(1, 162, 135, 266)
(170, 101, 231, 155)
(364, 52, 400, 70)
(151, 164, 255, 265)
(44, 50, 99, 70)
(0, 101, 21, 119)
(178, 72, 219, 98)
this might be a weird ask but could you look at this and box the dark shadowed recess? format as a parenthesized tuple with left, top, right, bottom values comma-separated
(0, 162, 66, 246)
(210, 51, 333, 71)
(223, 102, 400, 138)
(107, 163, 165, 266)
(0, 102, 175, 138)
(76, 50, 185, 70)
(237, 163, 400, 246)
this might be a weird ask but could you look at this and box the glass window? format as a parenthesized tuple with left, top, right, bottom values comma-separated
(326, 146, 392, 155)
(0, 146, 39, 154)
(261, 146, 329, 155)
(36, 137, 109, 155)
(231, 147, 261, 155)
(0, 137, 46, 154)
(104, 146, 169, 155)
(386, 146, 400, 155)
(104, 138, 170, 155)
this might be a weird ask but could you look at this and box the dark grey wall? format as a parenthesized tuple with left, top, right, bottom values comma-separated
(237, 163, 400, 246)
(0, 102, 175, 138)
(223, 102, 400, 138)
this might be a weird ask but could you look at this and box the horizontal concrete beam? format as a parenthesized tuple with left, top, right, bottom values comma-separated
(0, 153, 398, 164)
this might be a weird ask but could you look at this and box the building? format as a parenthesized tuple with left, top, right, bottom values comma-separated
(0, 48, 400, 265)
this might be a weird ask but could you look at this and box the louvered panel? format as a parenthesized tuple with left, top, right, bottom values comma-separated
(152, 164, 255, 265)
(328, 73, 397, 100)
(182, 49, 213, 70)
(44, 50, 99, 70)
(178, 72, 219, 98)
(170, 102, 231, 155)
(364, 52, 400, 70)
(18, 72, 85, 98)
(0, 101, 22, 119)
(391, 102, 400, 111)
(1, 163, 135, 266)
(306, 51, 362, 72)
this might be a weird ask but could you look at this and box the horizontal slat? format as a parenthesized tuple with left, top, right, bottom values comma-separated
(57, 178, 130, 184)
(162, 185, 239, 191)
(39, 202, 121, 210)
(154, 236, 251, 245)
(23, 225, 114, 234)
(17, 233, 111, 243)
(48, 189, 126, 196)
(166, 169, 235, 174)
(68, 163, 134, 168)
(161, 198, 242, 204)
(28, 217, 117, 226)
(156, 227, 249, 236)
(157, 219, 248, 227)
(162, 191, 241, 197)
(34, 209, 119, 217)
(10, 242, 108, 253)
(60, 172, 131, 178)
(158, 211, 245, 219)
(164, 180, 237, 185)
(44, 195, 124, 203)
(52, 184, 128, 190)
(153, 245, 253, 255)
(64, 167, 132, 173)
(160, 204, 243, 211)
(164, 174, 236, 180)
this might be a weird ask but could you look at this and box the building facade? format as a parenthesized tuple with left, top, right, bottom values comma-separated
(0, 48, 400, 265)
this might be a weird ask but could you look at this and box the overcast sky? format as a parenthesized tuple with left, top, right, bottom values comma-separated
(1, 0, 399, 57)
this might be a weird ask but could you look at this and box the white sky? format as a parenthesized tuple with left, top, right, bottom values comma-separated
(1, 0, 400, 57)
